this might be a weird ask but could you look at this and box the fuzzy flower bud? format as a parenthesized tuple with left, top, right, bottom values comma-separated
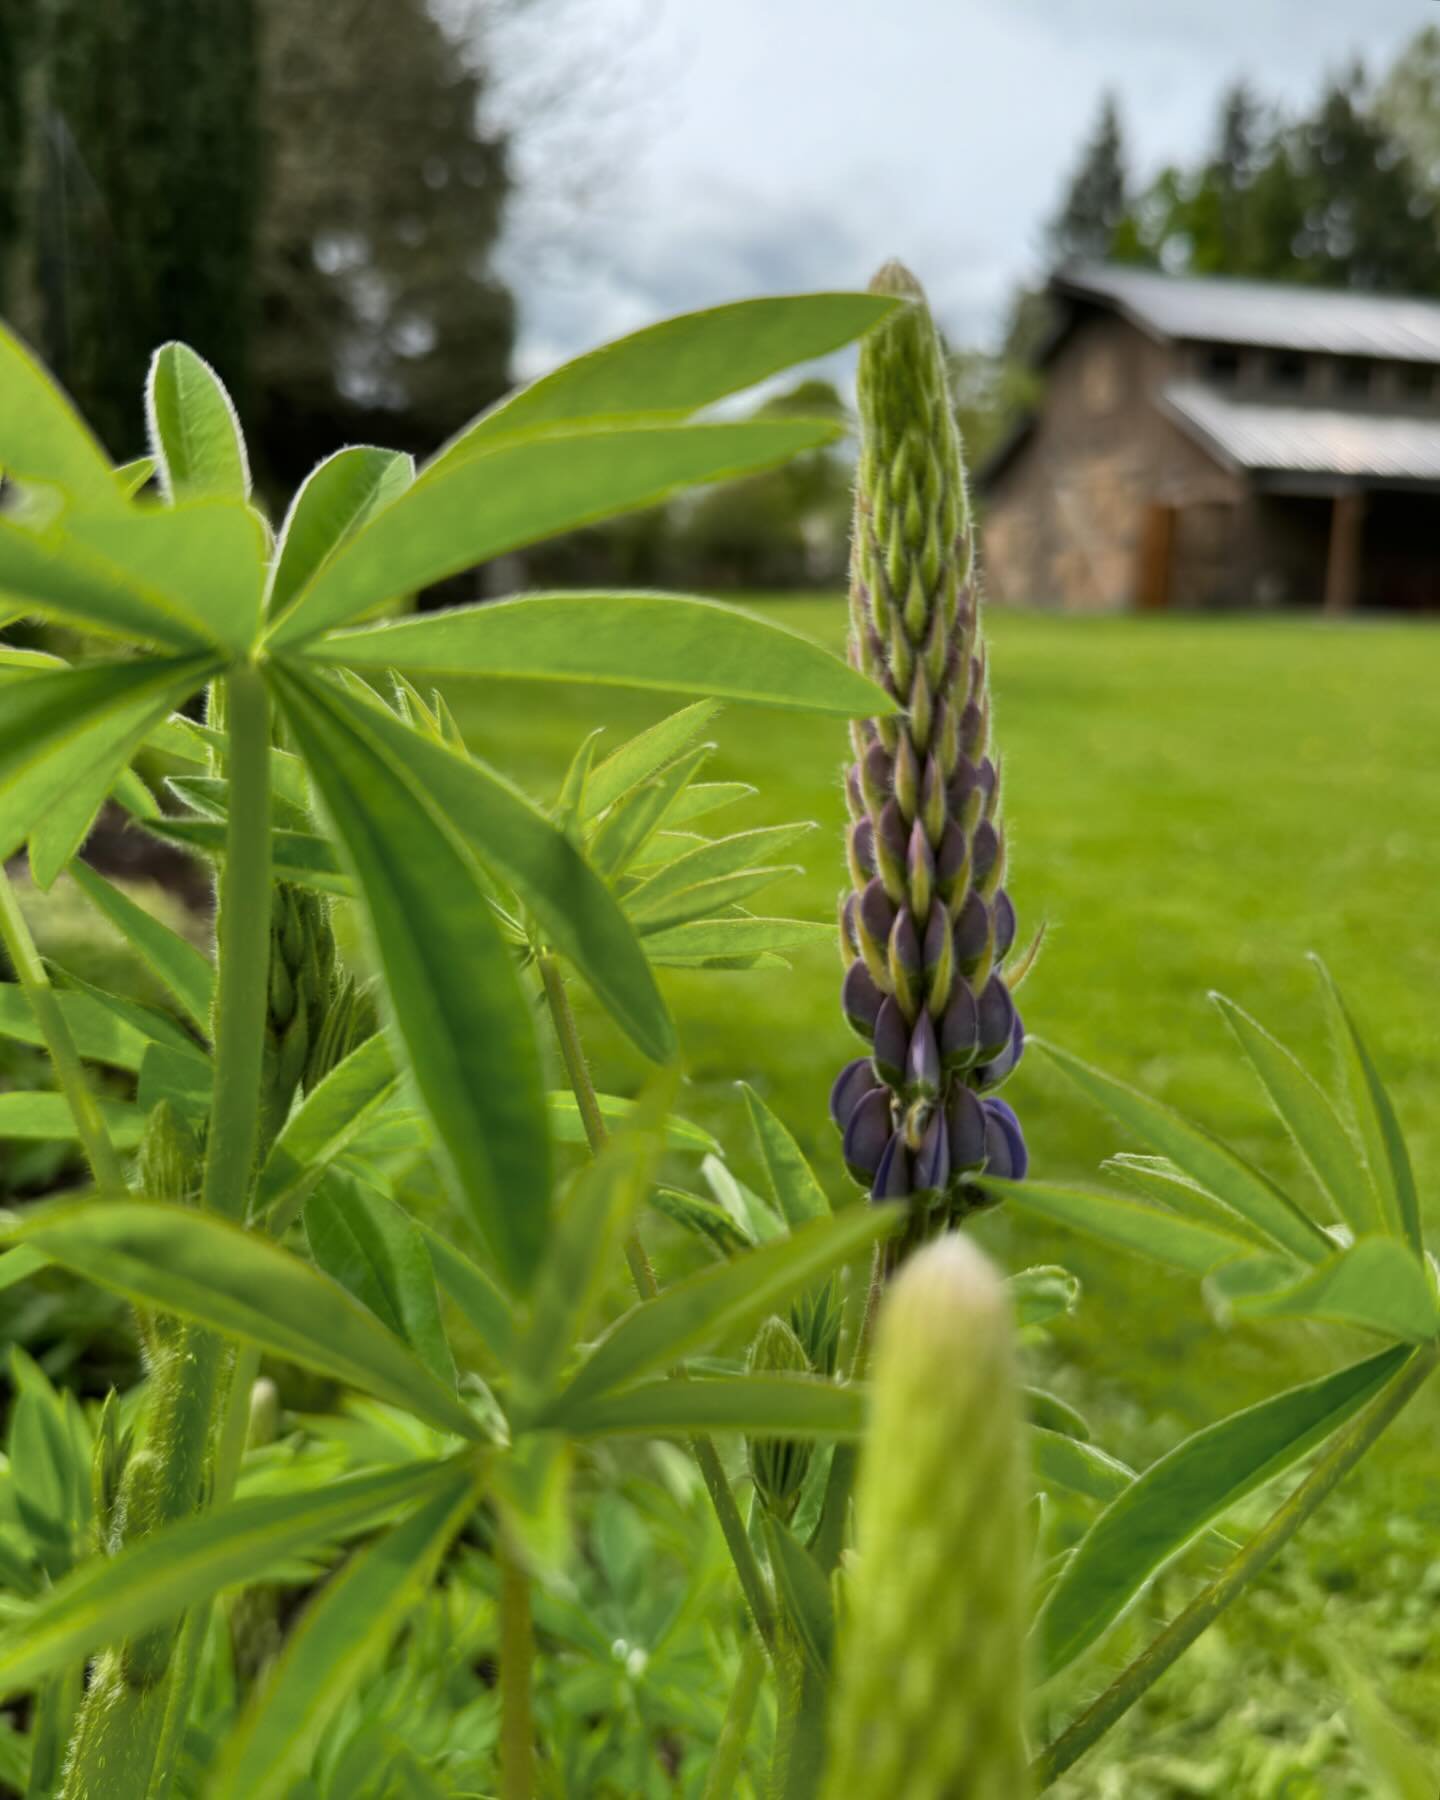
(746, 1315, 814, 1520)
(822, 1234, 1030, 1800)
(832, 262, 1029, 1231)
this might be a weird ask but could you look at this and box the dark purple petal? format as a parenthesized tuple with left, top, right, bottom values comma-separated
(873, 1130, 912, 1201)
(976, 973, 1016, 1060)
(889, 909, 921, 984)
(946, 1084, 987, 1172)
(934, 819, 968, 902)
(977, 756, 997, 805)
(913, 1109, 950, 1193)
(906, 1010, 941, 1095)
(971, 818, 1000, 890)
(953, 891, 990, 973)
(850, 818, 876, 877)
(923, 904, 950, 979)
(845, 765, 865, 818)
(947, 756, 979, 816)
(830, 1057, 878, 1132)
(959, 700, 984, 757)
(860, 876, 895, 948)
(844, 1088, 893, 1182)
(863, 740, 893, 802)
(877, 798, 907, 861)
(992, 888, 1016, 960)
(939, 980, 979, 1068)
(975, 1013, 1025, 1090)
(842, 960, 884, 1039)
(872, 996, 909, 1086)
(841, 893, 860, 958)
(982, 1096, 1028, 1181)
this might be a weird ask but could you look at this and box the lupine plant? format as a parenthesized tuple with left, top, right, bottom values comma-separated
(0, 262, 1433, 1800)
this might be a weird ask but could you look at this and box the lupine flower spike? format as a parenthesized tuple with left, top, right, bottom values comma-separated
(832, 261, 1027, 1242)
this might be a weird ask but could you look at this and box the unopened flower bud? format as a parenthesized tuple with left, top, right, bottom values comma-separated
(992, 888, 1016, 961)
(844, 1087, 893, 1182)
(873, 1131, 912, 1202)
(953, 891, 990, 975)
(830, 1057, 877, 1132)
(976, 1016, 1025, 1091)
(939, 981, 979, 1070)
(872, 996, 909, 1087)
(982, 1096, 1028, 1180)
(887, 909, 922, 1017)
(975, 972, 1016, 1061)
(843, 961, 885, 1040)
(906, 1011, 941, 1097)
(913, 1108, 949, 1194)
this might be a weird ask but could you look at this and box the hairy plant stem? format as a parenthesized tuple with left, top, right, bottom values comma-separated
(0, 866, 124, 1192)
(1033, 1345, 1439, 1790)
(61, 666, 273, 1800)
(499, 1532, 537, 1800)
(537, 954, 778, 1652)
(703, 1635, 768, 1800)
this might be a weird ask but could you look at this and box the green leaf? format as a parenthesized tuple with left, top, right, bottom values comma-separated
(136, 1041, 212, 1131)
(70, 861, 214, 1035)
(0, 1245, 49, 1292)
(0, 317, 114, 500)
(551, 1205, 900, 1410)
(145, 342, 251, 503)
(1037, 1345, 1412, 1678)
(306, 590, 890, 716)
(210, 1469, 477, 1800)
(649, 1186, 753, 1256)
(4, 1201, 480, 1438)
(29, 750, 138, 888)
(1206, 1239, 1440, 1343)
(642, 917, 833, 960)
(1033, 1038, 1331, 1264)
(306, 1175, 456, 1386)
(0, 1092, 144, 1147)
(589, 751, 709, 880)
(582, 701, 722, 819)
(1311, 957, 1420, 1254)
(63, 501, 267, 653)
(413, 1219, 515, 1368)
(1100, 1152, 1275, 1247)
(1026, 1388, 1092, 1441)
(0, 1456, 469, 1698)
(982, 1177, 1265, 1276)
(1010, 1266, 1081, 1329)
(548, 1374, 867, 1441)
(0, 657, 216, 866)
(431, 292, 895, 466)
(1331, 1644, 1437, 1800)
(268, 664, 551, 1294)
(47, 964, 200, 1059)
(765, 1516, 835, 1676)
(627, 824, 816, 924)
(267, 445, 415, 619)
(665, 781, 756, 826)
(113, 455, 156, 498)
(739, 1083, 829, 1226)
(1211, 993, 1379, 1241)
(144, 816, 353, 897)
(0, 515, 217, 649)
(269, 419, 842, 646)
(1030, 1428, 1135, 1505)
(0, 982, 156, 1071)
(254, 1033, 401, 1224)
(285, 669, 673, 1064)
(547, 1092, 718, 1156)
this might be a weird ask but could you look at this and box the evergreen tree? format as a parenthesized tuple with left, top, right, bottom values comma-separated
(1048, 93, 1129, 264)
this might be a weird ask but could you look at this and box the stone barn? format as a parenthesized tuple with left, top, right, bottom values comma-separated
(978, 264, 1440, 613)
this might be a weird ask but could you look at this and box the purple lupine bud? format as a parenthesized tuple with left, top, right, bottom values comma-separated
(892, 734, 919, 817)
(953, 890, 990, 974)
(923, 905, 950, 981)
(975, 972, 1016, 1061)
(849, 818, 876, 884)
(906, 1010, 942, 1096)
(844, 1087, 895, 1182)
(975, 1014, 1025, 1090)
(946, 1084, 988, 1172)
(934, 819, 969, 905)
(873, 1130, 913, 1202)
(888, 909, 922, 1016)
(831, 1057, 878, 1131)
(845, 764, 865, 820)
(981, 1096, 1028, 1181)
(977, 756, 997, 809)
(971, 818, 1001, 894)
(860, 876, 896, 943)
(872, 996, 910, 1087)
(959, 699, 984, 758)
(921, 753, 946, 845)
(939, 980, 979, 1069)
(906, 820, 934, 921)
(841, 893, 860, 959)
(843, 960, 885, 1040)
(947, 756, 978, 817)
(913, 1108, 950, 1194)
(861, 740, 893, 813)
(875, 798, 908, 899)
(992, 888, 1016, 961)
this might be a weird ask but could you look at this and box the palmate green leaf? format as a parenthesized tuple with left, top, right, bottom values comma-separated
(1032, 1039, 1331, 1264)
(546, 1374, 868, 1441)
(1311, 957, 1420, 1254)
(254, 1033, 401, 1224)
(114, 455, 156, 498)
(1332, 1644, 1438, 1800)
(63, 501, 267, 653)
(590, 751, 711, 881)
(582, 700, 722, 821)
(0, 657, 216, 866)
(29, 752, 140, 889)
(1030, 1428, 1135, 1505)
(210, 1470, 478, 1800)
(0, 318, 114, 501)
(268, 418, 841, 647)
(0, 1246, 49, 1293)
(739, 1083, 829, 1226)
(267, 445, 415, 619)
(430, 292, 896, 468)
(286, 668, 673, 1064)
(0, 1092, 145, 1147)
(267, 664, 551, 1294)
(145, 342, 251, 503)
(306, 1175, 456, 1385)
(48, 963, 201, 1059)
(413, 1219, 515, 1367)
(2, 1201, 479, 1438)
(765, 1517, 835, 1677)
(1027, 1388, 1092, 1441)
(1037, 1344, 1412, 1679)
(642, 916, 834, 961)
(1010, 1265, 1081, 1329)
(634, 869, 804, 937)
(0, 982, 157, 1071)
(626, 824, 816, 924)
(0, 1456, 469, 1699)
(1100, 1152, 1276, 1247)
(1206, 1239, 1440, 1343)
(982, 1177, 1266, 1276)
(650, 1186, 753, 1256)
(145, 816, 352, 897)
(137, 1041, 212, 1130)
(71, 861, 214, 1035)
(0, 515, 219, 650)
(552, 1204, 901, 1409)
(547, 1092, 719, 1155)
(665, 780, 757, 826)
(1211, 993, 1379, 1240)
(304, 591, 890, 717)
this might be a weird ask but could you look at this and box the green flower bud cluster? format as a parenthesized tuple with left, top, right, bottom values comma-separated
(822, 1235, 1030, 1800)
(833, 263, 1027, 1238)
(266, 881, 338, 1107)
(746, 1314, 815, 1521)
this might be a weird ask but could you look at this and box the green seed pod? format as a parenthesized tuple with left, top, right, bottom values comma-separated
(746, 1315, 814, 1521)
(823, 1235, 1029, 1800)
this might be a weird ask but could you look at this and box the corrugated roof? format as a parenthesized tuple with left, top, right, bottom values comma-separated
(1162, 381, 1440, 483)
(1058, 263, 1440, 363)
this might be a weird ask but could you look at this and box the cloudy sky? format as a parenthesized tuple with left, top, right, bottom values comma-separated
(490, 0, 1429, 377)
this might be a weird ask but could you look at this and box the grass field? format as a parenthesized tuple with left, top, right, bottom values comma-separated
(449, 599, 1440, 1793)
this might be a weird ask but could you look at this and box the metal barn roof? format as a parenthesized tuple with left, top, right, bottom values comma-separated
(1057, 263, 1440, 363)
(1162, 381, 1440, 485)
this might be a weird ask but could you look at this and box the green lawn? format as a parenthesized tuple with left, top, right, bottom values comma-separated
(450, 598, 1440, 1792)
